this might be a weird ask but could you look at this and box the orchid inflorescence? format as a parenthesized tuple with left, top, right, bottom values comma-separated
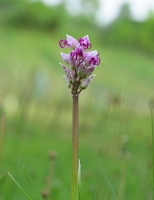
(59, 35, 100, 96)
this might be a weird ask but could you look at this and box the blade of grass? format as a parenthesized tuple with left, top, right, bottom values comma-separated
(78, 159, 81, 200)
(8, 172, 32, 200)
(23, 166, 44, 200)
(0, 114, 5, 161)
(151, 107, 154, 200)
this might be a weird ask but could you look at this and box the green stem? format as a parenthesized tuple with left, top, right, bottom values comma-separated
(23, 166, 44, 200)
(8, 173, 32, 200)
(0, 114, 5, 162)
(71, 94, 79, 200)
(151, 107, 154, 200)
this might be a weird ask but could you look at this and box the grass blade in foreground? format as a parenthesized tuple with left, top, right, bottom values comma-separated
(78, 159, 81, 200)
(8, 172, 32, 200)
(23, 166, 44, 200)
(0, 113, 5, 161)
(151, 107, 154, 200)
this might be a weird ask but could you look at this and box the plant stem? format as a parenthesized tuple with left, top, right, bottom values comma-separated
(151, 107, 154, 200)
(71, 94, 79, 200)
(0, 114, 5, 162)
(8, 173, 32, 200)
(23, 166, 44, 200)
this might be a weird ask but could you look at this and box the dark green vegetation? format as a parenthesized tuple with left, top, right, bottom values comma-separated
(0, 1, 154, 199)
(0, 0, 154, 54)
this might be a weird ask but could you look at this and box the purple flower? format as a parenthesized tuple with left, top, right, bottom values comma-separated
(89, 54, 100, 65)
(80, 75, 95, 89)
(59, 35, 78, 50)
(70, 45, 84, 60)
(79, 35, 92, 49)
(59, 35, 101, 96)
(61, 52, 70, 65)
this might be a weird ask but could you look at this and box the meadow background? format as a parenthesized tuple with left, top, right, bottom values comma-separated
(0, 0, 154, 199)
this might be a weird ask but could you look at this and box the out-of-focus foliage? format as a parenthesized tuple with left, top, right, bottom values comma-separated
(0, 0, 70, 29)
(0, 0, 96, 31)
(0, 26, 153, 200)
(0, 2, 154, 200)
(102, 3, 154, 54)
(0, 1, 154, 54)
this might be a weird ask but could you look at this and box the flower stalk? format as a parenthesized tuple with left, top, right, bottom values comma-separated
(59, 34, 100, 200)
(71, 94, 79, 200)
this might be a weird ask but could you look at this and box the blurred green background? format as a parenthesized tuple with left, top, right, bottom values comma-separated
(0, 0, 154, 199)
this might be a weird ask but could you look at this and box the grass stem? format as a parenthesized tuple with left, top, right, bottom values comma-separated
(0, 114, 5, 161)
(23, 166, 44, 200)
(151, 107, 154, 200)
(8, 172, 32, 200)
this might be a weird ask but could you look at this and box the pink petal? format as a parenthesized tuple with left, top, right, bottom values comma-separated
(66, 34, 79, 50)
(61, 52, 70, 65)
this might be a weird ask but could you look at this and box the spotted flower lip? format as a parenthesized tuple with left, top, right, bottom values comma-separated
(59, 35, 78, 50)
(70, 45, 84, 60)
(59, 39, 71, 48)
(79, 35, 92, 49)
(59, 34, 101, 95)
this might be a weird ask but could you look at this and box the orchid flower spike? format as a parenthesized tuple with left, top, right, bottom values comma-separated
(59, 34, 101, 96)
